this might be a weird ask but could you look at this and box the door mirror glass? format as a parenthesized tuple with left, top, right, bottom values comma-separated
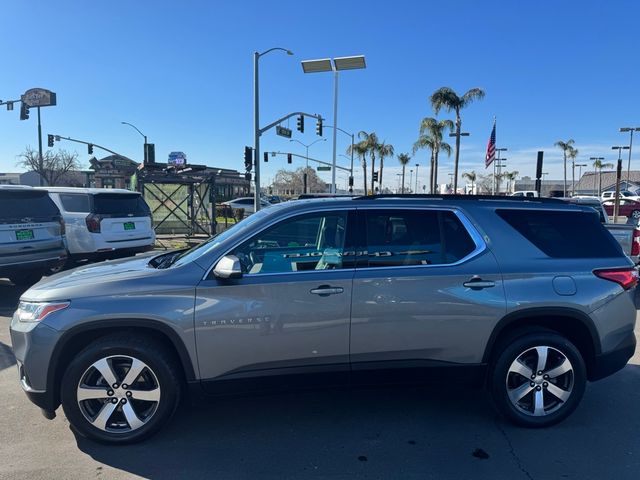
(213, 255, 243, 279)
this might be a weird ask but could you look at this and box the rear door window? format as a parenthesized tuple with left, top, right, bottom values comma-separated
(59, 193, 91, 213)
(362, 209, 477, 267)
(92, 193, 150, 217)
(0, 190, 60, 223)
(496, 209, 623, 258)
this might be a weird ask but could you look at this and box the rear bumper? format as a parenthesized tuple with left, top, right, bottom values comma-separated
(71, 244, 154, 262)
(590, 330, 636, 381)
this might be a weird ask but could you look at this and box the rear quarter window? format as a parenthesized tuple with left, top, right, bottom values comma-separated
(496, 208, 623, 258)
(59, 193, 90, 213)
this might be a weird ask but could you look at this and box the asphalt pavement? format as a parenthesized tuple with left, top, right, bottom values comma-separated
(1, 278, 639, 480)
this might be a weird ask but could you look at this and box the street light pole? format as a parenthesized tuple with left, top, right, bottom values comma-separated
(576, 163, 587, 191)
(415, 164, 420, 193)
(254, 47, 294, 212)
(612, 146, 630, 221)
(37, 107, 43, 186)
(331, 70, 339, 194)
(121, 121, 148, 164)
(290, 138, 326, 193)
(620, 127, 640, 185)
(449, 131, 470, 192)
(492, 148, 507, 194)
(409, 169, 414, 192)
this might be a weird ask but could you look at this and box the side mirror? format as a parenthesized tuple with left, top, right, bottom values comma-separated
(213, 255, 243, 279)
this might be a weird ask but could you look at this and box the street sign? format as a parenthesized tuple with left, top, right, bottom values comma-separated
(168, 151, 187, 166)
(21, 88, 57, 107)
(276, 126, 292, 138)
(317, 166, 331, 171)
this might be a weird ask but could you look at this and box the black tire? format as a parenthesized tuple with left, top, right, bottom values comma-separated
(490, 331, 586, 428)
(9, 271, 43, 286)
(61, 334, 182, 444)
(47, 257, 75, 276)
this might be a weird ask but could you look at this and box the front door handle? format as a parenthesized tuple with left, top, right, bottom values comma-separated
(463, 277, 496, 290)
(310, 285, 344, 296)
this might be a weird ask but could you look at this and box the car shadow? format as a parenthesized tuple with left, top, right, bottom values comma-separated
(0, 280, 26, 317)
(76, 365, 640, 479)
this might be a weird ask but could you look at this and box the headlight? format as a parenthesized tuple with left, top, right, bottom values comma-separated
(14, 301, 70, 323)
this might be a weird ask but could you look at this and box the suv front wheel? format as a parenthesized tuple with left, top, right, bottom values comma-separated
(490, 331, 586, 427)
(61, 334, 182, 444)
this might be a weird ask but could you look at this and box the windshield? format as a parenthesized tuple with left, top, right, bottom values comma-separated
(169, 209, 271, 268)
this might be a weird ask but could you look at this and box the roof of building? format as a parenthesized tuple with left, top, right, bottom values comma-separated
(575, 170, 640, 192)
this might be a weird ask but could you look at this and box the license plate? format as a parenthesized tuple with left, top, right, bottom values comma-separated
(124, 222, 136, 231)
(15, 229, 34, 241)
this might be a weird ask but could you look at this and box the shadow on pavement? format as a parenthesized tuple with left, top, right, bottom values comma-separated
(0, 280, 27, 317)
(0, 341, 16, 371)
(76, 366, 640, 480)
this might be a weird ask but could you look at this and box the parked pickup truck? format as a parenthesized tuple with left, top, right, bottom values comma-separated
(561, 197, 640, 264)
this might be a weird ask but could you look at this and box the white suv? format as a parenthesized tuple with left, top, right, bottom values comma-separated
(40, 187, 155, 267)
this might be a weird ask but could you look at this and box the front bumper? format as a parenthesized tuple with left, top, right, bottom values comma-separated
(590, 330, 636, 381)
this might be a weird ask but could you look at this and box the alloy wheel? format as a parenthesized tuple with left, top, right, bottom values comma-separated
(76, 355, 161, 433)
(506, 346, 574, 417)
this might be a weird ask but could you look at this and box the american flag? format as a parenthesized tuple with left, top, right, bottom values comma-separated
(485, 119, 496, 168)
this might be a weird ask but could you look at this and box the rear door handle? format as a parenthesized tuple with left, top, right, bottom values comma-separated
(310, 285, 344, 296)
(463, 277, 496, 289)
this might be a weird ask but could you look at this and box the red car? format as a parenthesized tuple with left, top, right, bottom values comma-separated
(602, 198, 640, 219)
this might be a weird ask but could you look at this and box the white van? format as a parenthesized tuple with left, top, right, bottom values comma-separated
(510, 190, 539, 198)
(40, 187, 155, 266)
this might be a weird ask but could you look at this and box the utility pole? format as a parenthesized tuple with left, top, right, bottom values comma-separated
(612, 146, 630, 221)
(620, 127, 640, 185)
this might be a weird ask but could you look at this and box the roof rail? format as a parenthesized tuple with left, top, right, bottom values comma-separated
(353, 194, 564, 203)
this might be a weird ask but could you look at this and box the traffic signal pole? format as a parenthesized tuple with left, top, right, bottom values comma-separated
(50, 135, 136, 163)
(37, 107, 44, 186)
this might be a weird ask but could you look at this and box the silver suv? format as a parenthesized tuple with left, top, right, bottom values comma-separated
(10, 196, 637, 444)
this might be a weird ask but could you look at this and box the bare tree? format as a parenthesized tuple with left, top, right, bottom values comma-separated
(17, 146, 81, 186)
(271, 168, 328, 196)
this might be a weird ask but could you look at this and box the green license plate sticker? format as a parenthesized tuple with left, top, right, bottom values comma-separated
(124, 222, 135, 230)
(16, 229, 34, 241)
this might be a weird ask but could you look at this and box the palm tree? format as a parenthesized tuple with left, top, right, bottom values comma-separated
(462, 171, 477, 194)
(504, 170, 519, 193)
(356, 131, 381, 194)
(430, 87, 485, 193)
(554, 139, 576, 197)
(397, 153, 411, 193)
(593, 158, 614, 196)
(568, 147, 579, 196)
(347, 141, 369, 194)
(414, 117, 453, 193)
(377, 142, 395, 192)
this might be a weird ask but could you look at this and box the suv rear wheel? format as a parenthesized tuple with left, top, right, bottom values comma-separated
(490, 331, 586, 427)
(61, 334, 181, 444)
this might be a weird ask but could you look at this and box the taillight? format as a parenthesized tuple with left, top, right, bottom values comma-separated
(632, 229, 640, 256)
(85, 213, 102, 233)
(594, 268, 639, 290)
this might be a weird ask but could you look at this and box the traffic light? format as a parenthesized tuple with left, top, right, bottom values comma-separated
(316, 117, 323, 136)
(244, 146, 253, 171)
(348, 176, 354, 187)
(372, 171, 379, 183)
(296, 115, 304, 133)
(88, 144, 93, 155)
(6, 101, 13, 111)
(287, 153, 292, 164)
(244, 172, 251, 181)
(20, 103, 30, 120)
(264, 152, 269, 163)
(47, 134, 54, 148)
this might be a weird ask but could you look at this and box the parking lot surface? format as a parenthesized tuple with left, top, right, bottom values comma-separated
(1, 279, 639, 480)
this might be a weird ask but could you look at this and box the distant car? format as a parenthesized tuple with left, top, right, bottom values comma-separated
(602, 199, 640, 219)
(222, 197, 271, 214)
(40, 187, 155, 268)
(267, 195, 284, 204)
(510, 191, 539, 198)
(601, 190, 640, 201)
(0, 186, 67, 285)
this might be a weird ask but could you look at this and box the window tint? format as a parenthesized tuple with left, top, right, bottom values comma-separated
(59, 193, 90, 212)
(363, 209, 476, 267)
(231, 212, 350, 274)
(93, 193, 150, 216)
(496, 209, 623, 258)
(0, 190, 59, 223)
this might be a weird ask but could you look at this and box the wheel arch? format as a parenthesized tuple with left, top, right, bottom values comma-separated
(483, 307, 601, 379)
(48, 319, 197, 410)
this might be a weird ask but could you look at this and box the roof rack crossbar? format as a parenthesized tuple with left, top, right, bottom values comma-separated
(353, 194, 563, 203)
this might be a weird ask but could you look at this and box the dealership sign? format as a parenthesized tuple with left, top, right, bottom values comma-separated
(21, 88, 57, 108)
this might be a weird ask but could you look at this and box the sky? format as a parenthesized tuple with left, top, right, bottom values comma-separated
(1, 0, 639, 191)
